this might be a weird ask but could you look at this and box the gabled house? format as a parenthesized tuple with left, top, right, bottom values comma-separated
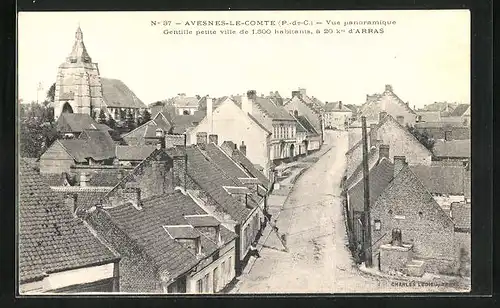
(19, 160, 120, 294)
(121, 112, 173, 146)
(292, 113, 321, 154)
(55, 113, 106, 138)
(115, 145, 157, 166)
(171, 93, 202, 115)
(39, 129, 116, 174)
(358, 84, 418, 126)
(323, 101, 352, 130)
(345, 112, 432, 180)
(188, 94, 273, 179)
(449, 103, 470, 122)
(370, 157, 464, 275)
(283, 88, 325, 144)
(416, 111, 442, 123)
(82, 148, 237, 293)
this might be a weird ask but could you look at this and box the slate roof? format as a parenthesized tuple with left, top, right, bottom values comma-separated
(325, 101, 352, 112)
(449, 104, 470, 117)
(253, 97, 294, 120)
(451, 202, 471, 232)
(185, 146, 253, 223)
(116, 145, 156, 161)
(101, 78, 147, 109)
(345, 145, 381, 190)
(170, 112, 206, 134)
(56, 113, 100, 133)
(409, 165, 469, 195)
(58, 130, 116, 162)
(347, 158, 394, 212)
(101, 192, 235, 280)
(432, 139, 471, 159)
(18, 160, 119, 283)
(296, 116, 319, 136)
(417, 111, 442, 122)
(299, 95, 325, 114)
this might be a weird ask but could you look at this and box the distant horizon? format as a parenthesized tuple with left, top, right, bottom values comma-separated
(18, 10, 470, 108)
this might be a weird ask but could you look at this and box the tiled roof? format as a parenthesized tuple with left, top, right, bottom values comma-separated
(449, 104, 470, 117)
(325, 101, 352, 112)
(421, 102, 458, 112)
(432, 139, 471, 158)
(170, 112, 206, 134)
(296, 115, 319, 136)
(359, 87, 416, 122)
(102, 192, 235, 280)
(101, 78, 147, 109)
(51, 186, 112, 211)
(345, 145, 381, 189)
(253, 97, 294, 120)
(451, 202, 471, 231)
(72, 168, 130, 187)
(116, 145, 156, 161)
(347, 158, 394, 212)
(185, 146, 252, 223)
(43, 173, 71, 186)
(299, 95, 325, 114)
(18, 160, 119, 283)
(414, 121, 469, 129)
(409, 165, 469, 195)
(373, 165, 454, 224)
(184, 215, 221, 227)
(164, 226, 200, 239)
(231, 151, 271, 190)
(56, 113, 100, 133)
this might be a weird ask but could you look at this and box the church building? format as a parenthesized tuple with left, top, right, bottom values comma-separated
(53, 26, 147, 121)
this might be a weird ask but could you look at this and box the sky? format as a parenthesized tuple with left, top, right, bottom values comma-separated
(18, 10, 470, 108)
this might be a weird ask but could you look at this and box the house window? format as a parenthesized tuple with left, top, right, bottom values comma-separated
(374, 220, 381, 231)
(196, 279, 203, 293)
(203, 273, 210, 293)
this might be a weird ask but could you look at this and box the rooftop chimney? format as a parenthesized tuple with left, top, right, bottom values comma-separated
(242, 90, 255, 115)
(379, 111, 388, 124)
(239, 141, 247, 156)
(207, 96, 213, 133)
(79, 172, 90, 187)
(64, 193, 78, 216)
(369, 124, 378, 147)
(292, 90, 301, 98)
(379, 144, 390, 160)
(299, 88, 307, 97)
(339, 101, 343, 110)
(396, 115, 405, 126)
(196, 132, 208, 148)
(444, 130, 453, 141)
(385, 84, 393, 92)
(209, 134, 218, 145)
(393, 156, 407, 178)
(155, 128, 164, 138)
(124, 183, 142, 210)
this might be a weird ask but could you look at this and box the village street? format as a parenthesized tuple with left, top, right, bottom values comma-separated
(230, 131, 467, 293)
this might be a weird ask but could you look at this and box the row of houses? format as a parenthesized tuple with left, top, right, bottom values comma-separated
(343, 110, 471, 278)
(20, 126, 280, 293)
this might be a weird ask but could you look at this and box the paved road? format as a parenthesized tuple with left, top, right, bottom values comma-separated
(232, 131, 467, 293)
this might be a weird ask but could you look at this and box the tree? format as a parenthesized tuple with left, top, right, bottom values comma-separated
(142, 109, 151, 124)
(406, 124, 435, 151)
(46, 83, 56, 102)
(98, 109, 107, 124)
(106, 115, 117, 130)
(19, 105, 59, 158)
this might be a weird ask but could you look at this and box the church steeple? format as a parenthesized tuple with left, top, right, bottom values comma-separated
(67, 25, 92, 64)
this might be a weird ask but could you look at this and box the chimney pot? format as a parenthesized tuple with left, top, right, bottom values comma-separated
(155, 128, 164, 138)
(393, 156, 407, 177)
(385, 84, 393, 92)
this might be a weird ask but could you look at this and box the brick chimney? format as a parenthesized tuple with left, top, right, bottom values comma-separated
(79, 172, 90, 187)
(209, 134, 218, 145)
(379, 144, 390, 160)
(339, 101, 343, 110)
(64, 193, 78, 215)
(242, 90, 255, 115)
(220, 141, 237, 157)
(369, 124, 378, 147)
(196, 132, 208, 148)
(396, 115, 405, 125)
(124, 183, 142, 210)
(292, 90, 301, 98)
(239, 141, 247, 156)
(379, 111, 388, 124)
(393, 156, 407, 177)
(444, 130, 453, 141)
(385, 84, 393, 92)
(155, 128, 165, 138)
(299, 88, 307, 97)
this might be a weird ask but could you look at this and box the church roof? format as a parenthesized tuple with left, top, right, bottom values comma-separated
(101, 78, 147, 109)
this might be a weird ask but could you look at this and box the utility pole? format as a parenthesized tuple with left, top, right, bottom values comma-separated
(361, 116, 373, 267)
